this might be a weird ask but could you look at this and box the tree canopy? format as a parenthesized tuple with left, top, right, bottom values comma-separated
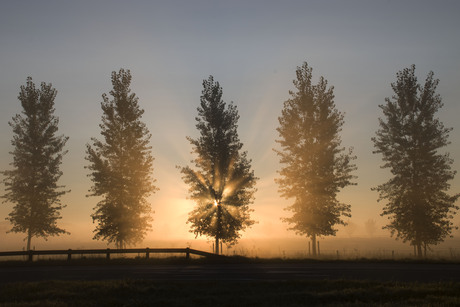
(179, 76, 257, 254)
(372, 65, 459, 257)
(276, 62, 357, 256)
(86, 69, 157, 249)
(2, 77, 69, 250)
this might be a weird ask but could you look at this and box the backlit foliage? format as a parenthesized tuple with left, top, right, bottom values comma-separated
(372, 65, 459, 256)
(179, 76, 257, 251)
(276, 62, 357, 254)
(86, 69, 157, 249)
(2, 77, 69, 250)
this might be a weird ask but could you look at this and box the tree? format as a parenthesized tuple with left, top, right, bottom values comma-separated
(344, 219, 357, 238)
(364, 218, 378, 237)
(1, 77, 69, 251)
(179, 76, 257, 255)
(86, 69, 157, 249)
(275, 62, 357, 256)
(372, 65, 459, 257)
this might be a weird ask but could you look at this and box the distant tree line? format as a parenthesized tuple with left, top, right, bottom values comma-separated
(1, 63, 458, 257)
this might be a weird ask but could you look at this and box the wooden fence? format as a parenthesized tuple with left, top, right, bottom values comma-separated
(0, 247, 219, 262)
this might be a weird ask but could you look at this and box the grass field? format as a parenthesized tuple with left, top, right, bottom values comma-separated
(1, 279, 460, 306)
(1, 257, 460, 306)
(1, 254, 460, 268)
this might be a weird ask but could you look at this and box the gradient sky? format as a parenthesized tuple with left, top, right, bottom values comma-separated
(1, 0, 460, 251)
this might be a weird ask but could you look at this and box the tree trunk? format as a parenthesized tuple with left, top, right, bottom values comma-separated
(215, 202, 222, 255)
(215, 236, 220, 255)
(26, 229, 32, 252)
(417, 244, 423, 258)
(311, 234, 317, 257)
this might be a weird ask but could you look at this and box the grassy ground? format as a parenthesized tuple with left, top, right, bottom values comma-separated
(1, 279, 459, 306)
(1, 254, 460, 267)
(1, 257, 460, 306)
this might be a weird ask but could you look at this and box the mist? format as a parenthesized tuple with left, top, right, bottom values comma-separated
(1, 1, 460, 258)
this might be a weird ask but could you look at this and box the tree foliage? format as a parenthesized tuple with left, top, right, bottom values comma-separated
(276, 62, 357, 255)
(179, 76, 257, 254)
(1, 77, 69, 250)
(86, 69, 157, 249)
(372, 65, 459, 256)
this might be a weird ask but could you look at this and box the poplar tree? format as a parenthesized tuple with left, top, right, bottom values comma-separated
(276, 62, 357, 256)
(86, 69, 157, 249)
(2, 77, 69, 251)
(179, 76, 257, 255)
(372, 65, 459, 257)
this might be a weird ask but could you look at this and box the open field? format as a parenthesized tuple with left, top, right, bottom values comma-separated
(2, 236, 460, 261)
(1, 279, 460, 306)
(1, 257, 460, 282)
(1, 257, 460, 305)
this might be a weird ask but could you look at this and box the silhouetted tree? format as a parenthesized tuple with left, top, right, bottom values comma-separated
(179, 76, 257, 254)
(344, 220, 357, 238)
(276, 62, 357, 256)
(1, 77, 69, 251)
(364, 218, 377, 237)
(372, 65, 459, 257)
(86, 69, 157, 249)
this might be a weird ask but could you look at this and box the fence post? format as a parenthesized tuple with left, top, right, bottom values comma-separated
(186, 247, 190, 259)
(146, 248, 150, 259)
(106, 248, 110, 260)
(68, 249, 72, 261)
(317, 241, 320, 256)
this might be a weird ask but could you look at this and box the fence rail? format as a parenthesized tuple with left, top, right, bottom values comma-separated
(0, 247, 219, 261)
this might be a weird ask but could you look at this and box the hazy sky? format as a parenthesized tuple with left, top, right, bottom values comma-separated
(1, 0, 460, 251)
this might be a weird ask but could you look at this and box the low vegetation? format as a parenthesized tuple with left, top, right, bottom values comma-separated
(1, 257, 459, 305)
(1, 279, 459, 306)
(1, 255, 460, 267)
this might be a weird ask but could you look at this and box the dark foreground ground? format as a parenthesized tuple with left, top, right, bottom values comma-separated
(1, 260, 460, 283)
(1, 259, 460, 306)
(1, 279, 460, 306)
